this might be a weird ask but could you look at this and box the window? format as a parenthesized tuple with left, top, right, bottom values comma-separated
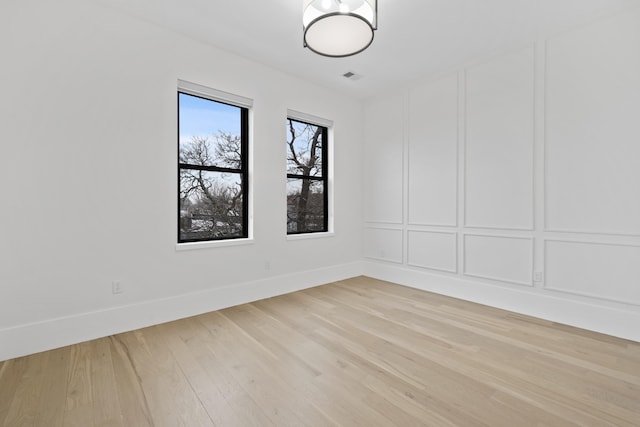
(286, 117, 329, 234)
(178, 86, 249, 243)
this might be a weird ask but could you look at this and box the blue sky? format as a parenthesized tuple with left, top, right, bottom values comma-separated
(179, 92, 241, 142)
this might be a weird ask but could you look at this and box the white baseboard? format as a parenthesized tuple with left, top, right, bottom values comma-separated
(364, 261, 640, 343)
(4, 259, 637, 362)
(0, 262, 363, 362)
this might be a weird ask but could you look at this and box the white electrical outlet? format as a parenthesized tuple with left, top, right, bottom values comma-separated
(112, 280, 123, 294)
(533, 272, 543, 282)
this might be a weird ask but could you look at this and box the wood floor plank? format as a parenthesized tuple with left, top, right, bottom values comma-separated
(343, 279, 640, 426)
(33, 347, 70, 427)
(296, 280, 639, 426)
(1, 276, 639, 426)
(199, 309, 333, 427)
(64, 341, 95, 427)
(160, 317, 254, 427)
(254, 293, 492, 426)
(2, 353, 46, 427)
(108, 336, 153, 427)
(0, 357, 28, 426)
(116, 327, 214, 427)
(232, 304, 395, 427)
(88, 338, 123, 427)
(179, 315, 279, 427)
(221, 304, 403, 426)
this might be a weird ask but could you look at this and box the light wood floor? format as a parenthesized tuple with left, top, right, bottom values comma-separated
(1, 277, 639, 426)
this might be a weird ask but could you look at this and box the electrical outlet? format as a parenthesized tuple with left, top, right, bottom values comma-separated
(112, 280, 123, 294)
(533, 272, 543, 282)
(265, 261, 271, 271)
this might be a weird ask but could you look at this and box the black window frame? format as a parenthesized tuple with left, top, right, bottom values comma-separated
(177, 91, 249, 243)
(286, 117, 329, 235)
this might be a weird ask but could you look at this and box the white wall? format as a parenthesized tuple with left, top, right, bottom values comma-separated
(0, 0, 363, 361)
(2, 1, 639, 362)
(363, 6, 640, 342)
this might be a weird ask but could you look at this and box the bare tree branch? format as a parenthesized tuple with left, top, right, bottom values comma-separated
(179, 134, 244, 238)
(286, 120, 324, 232)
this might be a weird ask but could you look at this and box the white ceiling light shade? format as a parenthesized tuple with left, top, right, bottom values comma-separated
(303, 0, 377, 58)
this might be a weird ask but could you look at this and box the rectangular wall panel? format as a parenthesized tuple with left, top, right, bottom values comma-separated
(464, 234, 533, 286)
(363, 227, 403, 263)
(545, 240, 640, 305)
(408, 73, 458, 226)
(407, 231, 457, 273)
(363, 95, 404, 224)
(545, 9, 640, 235)
(465, 47, 534, 230)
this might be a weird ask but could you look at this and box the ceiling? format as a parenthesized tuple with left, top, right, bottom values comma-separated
(103, 0, 637, 99)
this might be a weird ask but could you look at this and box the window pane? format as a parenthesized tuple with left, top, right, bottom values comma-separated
(180, 170, 244, 240)
(179, 93, 242, 169)
(287, 178, 325, 233)
(286, 119, 323, 177)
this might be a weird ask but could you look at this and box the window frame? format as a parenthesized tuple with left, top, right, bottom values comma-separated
(177, 81, 252, 245)
(286, 112, 331, 235)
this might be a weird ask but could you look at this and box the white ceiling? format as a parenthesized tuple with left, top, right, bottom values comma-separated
(103, 0, 637, 99)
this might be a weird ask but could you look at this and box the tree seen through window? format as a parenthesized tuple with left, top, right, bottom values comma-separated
(286, 118, 328, 234)
(178, 92, 248, 242)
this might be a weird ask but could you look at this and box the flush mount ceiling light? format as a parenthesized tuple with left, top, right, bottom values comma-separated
(303, 0, 377, 58)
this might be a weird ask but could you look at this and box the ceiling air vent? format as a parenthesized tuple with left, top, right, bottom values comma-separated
(342, 71, 363, 81)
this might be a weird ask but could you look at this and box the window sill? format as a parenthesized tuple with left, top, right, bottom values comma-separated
(286, 232, 335, 241)
(175, 238, 254, 251)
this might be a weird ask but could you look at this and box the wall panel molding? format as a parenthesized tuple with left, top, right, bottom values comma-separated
(407, 230, 458, 273)
(463, 234, 534, 287)
(363, 227, 404, 264)
(543, 8, 640, 236)
(407, 73, 459, 227)
(463, 46, 535, 231)
(544, 239, 640, 306)
(363, 95, 405, 224)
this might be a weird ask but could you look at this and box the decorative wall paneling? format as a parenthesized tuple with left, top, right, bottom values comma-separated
(363, 7, 640, 340)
